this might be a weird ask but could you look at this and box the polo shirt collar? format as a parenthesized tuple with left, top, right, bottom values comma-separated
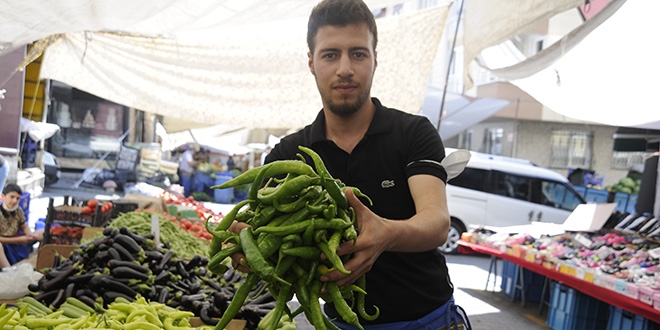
(308, 97, 392, 145)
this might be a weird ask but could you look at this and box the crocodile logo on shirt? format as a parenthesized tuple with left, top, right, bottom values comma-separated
(381, 180, 395, 188)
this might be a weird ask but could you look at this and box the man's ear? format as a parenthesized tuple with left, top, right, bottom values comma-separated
(374, 50, 378, 70)
(308, 52, 315, 75)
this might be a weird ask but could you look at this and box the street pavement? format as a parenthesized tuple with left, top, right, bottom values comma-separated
(28, 174, 552, 330)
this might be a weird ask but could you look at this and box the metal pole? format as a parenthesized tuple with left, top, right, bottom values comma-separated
(437, 0, 466, 131)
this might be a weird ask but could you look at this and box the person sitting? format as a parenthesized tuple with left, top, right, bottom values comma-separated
(0, 183, 43, 267)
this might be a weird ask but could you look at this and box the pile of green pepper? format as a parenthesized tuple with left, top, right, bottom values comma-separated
(206, 146, 378, 330)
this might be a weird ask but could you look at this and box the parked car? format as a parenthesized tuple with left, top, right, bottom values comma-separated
(438, 148, 586, 254)
(42, 151, 61, 186)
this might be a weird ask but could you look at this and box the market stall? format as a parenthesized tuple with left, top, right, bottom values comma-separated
(460, 207, 660, 329)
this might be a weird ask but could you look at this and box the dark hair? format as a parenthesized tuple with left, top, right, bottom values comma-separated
(2, 183, 22, 195)
(307, 0, 378, 54)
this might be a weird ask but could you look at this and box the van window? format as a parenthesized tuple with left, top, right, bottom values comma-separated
(448, 167, 487, 192)
(492, 171, 530, 201)
(532, 180, 583, 211)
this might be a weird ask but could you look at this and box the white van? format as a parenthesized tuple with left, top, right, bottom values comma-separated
(438, 148, 586, 254)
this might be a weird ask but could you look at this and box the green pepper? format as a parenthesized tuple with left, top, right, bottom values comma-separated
(213, 273, 260, 330)
(318, 240, 351, 275)
(327, 281, 364, 330)
(258, 175, 322, 205)
(254, 218, 350, 236)
(281, 246, 322, 260)
(239, 227, 290, 287)
(298, 146, 349, 209)
(212, 160, 318, 189)
(357, 274, 380, 321)
(210, 199, 252, 233)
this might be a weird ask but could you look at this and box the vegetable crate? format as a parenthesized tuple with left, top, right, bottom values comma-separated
(606, 306, 660, 330)
(51, 205, 111, 227)
(43, 197, 113, 245)
(546, 282, 609, 330)
(500, 260, 546, 303)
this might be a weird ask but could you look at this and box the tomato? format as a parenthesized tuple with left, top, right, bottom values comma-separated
(180, 219, 192, 230)
(87, 199, 99, 208)
(81, 206, 94, 214)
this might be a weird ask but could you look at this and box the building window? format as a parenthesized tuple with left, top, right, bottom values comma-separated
(461, 129, 473, 151)
(550, 130, 593, 169)
(417, 0, 439, 9)
(485, 128, 503, 155)
(612, 151, 654, 170)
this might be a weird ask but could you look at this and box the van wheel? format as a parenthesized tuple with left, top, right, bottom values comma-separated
(437, 221, 465, 255)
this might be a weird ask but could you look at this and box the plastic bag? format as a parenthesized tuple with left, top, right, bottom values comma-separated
(0, 263, 43, 300)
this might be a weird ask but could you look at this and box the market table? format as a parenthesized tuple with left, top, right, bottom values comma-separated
(458, 240, 660, 325)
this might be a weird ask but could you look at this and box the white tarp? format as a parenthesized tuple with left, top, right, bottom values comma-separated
(462, 0, 585, 90)
(479, 0, 660, 129)
(0, 0, 406, 57)
(37, 5, 449, 129)
(419, 86, 510, 140)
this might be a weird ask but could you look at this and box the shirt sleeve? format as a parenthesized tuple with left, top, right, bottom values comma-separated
(405, 116, 448, 183)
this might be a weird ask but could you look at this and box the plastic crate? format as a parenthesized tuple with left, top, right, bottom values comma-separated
(500, 260, 547, 302)
(18, 191, 30, 223)
(573, 186, 586, 198)
(613, 192, 630, 213)
(546, 282, 609, 330)
(626, 194, 639, 214)
(584, 188, 610, 204)
(607, 306, 660, 330)
(20, 134, 38, 169)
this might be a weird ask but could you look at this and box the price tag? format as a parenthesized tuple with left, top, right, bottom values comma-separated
(151, 213, 160, 247)
(649, 246, 660, 259)
(574, 233, 593, 249)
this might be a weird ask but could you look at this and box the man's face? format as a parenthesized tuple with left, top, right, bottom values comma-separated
(1, 191, 21, 209)
(308, 23, 377, 117)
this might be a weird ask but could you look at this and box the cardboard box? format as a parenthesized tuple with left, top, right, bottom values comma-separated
(36, 244, 79, 271)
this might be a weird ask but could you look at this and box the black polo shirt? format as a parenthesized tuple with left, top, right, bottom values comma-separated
(266, 98, 454, 324)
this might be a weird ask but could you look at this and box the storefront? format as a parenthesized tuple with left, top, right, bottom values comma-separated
(45, 82, 134, 170)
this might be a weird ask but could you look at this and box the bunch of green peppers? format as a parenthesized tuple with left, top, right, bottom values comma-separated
(205, 146, 378, 330)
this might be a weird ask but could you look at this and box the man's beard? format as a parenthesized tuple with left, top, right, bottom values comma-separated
(324, 88, 371, 118)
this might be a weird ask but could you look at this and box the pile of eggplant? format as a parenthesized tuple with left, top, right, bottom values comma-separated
(28, 226, 275, 329)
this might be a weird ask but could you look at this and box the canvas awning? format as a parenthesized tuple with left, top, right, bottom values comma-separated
(477, 0, 660, 129)
(419, 86, 509, 140)
(0, 0, 450, 130)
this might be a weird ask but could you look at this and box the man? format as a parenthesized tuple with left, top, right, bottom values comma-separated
(1, 183, 43, 267)
(263, 0, 471, 328)
(178, 144, 199, 197)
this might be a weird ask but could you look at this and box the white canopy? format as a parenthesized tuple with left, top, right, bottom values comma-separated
(2, 0, 659, 130)
(0, 0, 449, 130)
(476, 0, 660, 129)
